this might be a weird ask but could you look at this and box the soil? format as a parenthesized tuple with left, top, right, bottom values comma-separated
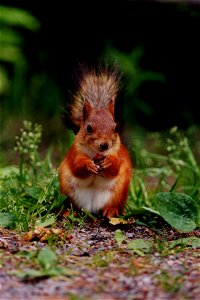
(0, 218, 200, 300)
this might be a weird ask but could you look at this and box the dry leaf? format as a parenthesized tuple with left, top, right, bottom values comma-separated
(109, 217, 128, 225)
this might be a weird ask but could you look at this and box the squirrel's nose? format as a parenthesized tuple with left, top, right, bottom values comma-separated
(100, 143, 109, 151)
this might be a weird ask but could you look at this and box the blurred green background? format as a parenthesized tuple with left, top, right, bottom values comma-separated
(1, 0, 200, 166)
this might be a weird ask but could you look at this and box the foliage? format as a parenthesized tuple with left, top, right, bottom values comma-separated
(127, 126, 200, 232)
(153, 192, 199, 232)
(0, 5, 62, 148)
(127, 238, 152, 256)
(114, 229, 200, 257)
(0, 121, 65, 231)
(114, 229, 126, 247)
(105, 45, 165, 124)
(0, 121, 199, 233)
(14, 120, 42, 181)
(0, 6, 40, 110)
(10, 247, 76, 279)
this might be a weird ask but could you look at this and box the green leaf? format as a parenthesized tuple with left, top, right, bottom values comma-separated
(35, 216, 56, 227)
(43, 266, 76, 277)
(154, 192, 199, 232)
(0, 212, 16, 227)
(9, 269, 43, 279)
(133, 249, 146, 256)
(36, 248, 57, 270)
(0, 166, 18, 179)
(127, 238, 152, 256)
(192, 238, 200, 248)
(114, 229, 126, 246)
(0, 6, 40, 31)
(10, 266, 76, 279)
(26, 186, 43, 199)
(168, 237, 200, 249)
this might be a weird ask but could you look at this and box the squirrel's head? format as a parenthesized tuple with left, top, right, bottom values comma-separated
(77, 99, 120, 156)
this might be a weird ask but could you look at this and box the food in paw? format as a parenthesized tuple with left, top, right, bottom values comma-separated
(93, 154, 104, 164)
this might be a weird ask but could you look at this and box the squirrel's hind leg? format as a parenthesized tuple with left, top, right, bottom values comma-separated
(102, 182, 129, 218)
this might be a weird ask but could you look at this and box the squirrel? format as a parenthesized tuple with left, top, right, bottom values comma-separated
(59, 64, 132, 218)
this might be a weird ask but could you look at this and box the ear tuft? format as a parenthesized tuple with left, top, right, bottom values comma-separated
(83, 99, 92, 120)
(107, 98, 115, 116)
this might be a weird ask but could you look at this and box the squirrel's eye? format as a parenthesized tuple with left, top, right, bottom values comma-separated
(86, 124, 93, 134)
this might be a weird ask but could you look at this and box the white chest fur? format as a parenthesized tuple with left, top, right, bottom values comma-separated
(68, 174, 116, 213)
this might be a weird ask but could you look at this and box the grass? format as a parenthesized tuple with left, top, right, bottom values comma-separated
(0, 121, 66, 231)
(0, 121, 199, 232)
(128, 126, 200, 203)
(126, 126, 200, 232)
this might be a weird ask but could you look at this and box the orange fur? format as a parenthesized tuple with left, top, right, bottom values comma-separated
(59, 67, 132, 217)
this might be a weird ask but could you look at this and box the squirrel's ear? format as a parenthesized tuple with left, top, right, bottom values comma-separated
(83, 99, 92, 120)
(107, 98, 115, 115)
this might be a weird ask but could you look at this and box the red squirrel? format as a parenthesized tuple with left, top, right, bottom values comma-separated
(59, 66, 132, 217)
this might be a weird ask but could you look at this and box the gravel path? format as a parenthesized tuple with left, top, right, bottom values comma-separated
(0, 220, 200, 300)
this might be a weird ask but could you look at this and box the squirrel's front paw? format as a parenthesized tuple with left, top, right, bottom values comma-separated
(100, 156, 111, 170)
(87, 160, 100, 175)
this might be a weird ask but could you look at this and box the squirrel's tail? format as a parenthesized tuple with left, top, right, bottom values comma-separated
(62, 63, 124, 133)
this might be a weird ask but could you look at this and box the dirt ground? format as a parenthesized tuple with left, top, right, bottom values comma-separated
(0, 218, 200, 300)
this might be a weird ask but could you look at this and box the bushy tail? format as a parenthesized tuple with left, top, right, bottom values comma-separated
(62, 63, 124, 133)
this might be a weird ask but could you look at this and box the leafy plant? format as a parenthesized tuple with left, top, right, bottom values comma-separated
(127, 239, 152, 256)
(114, 229, 126, 246)
(114, 229, 200, 256)
(14, 120, 42, 181)
(0, 121, 65, 231)
(0, 5, 40, 112)
(64, 207, 91, 232)
(10, 247, 76, 279)
(153, 192, 199, 232)
(0, 5, 62, 159)
(127, 126, 200, 232)
(105, 45, 165, 123)
(0, 121, 199, 233)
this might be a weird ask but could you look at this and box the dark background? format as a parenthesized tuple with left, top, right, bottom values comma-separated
(1, 0, 200, 135)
